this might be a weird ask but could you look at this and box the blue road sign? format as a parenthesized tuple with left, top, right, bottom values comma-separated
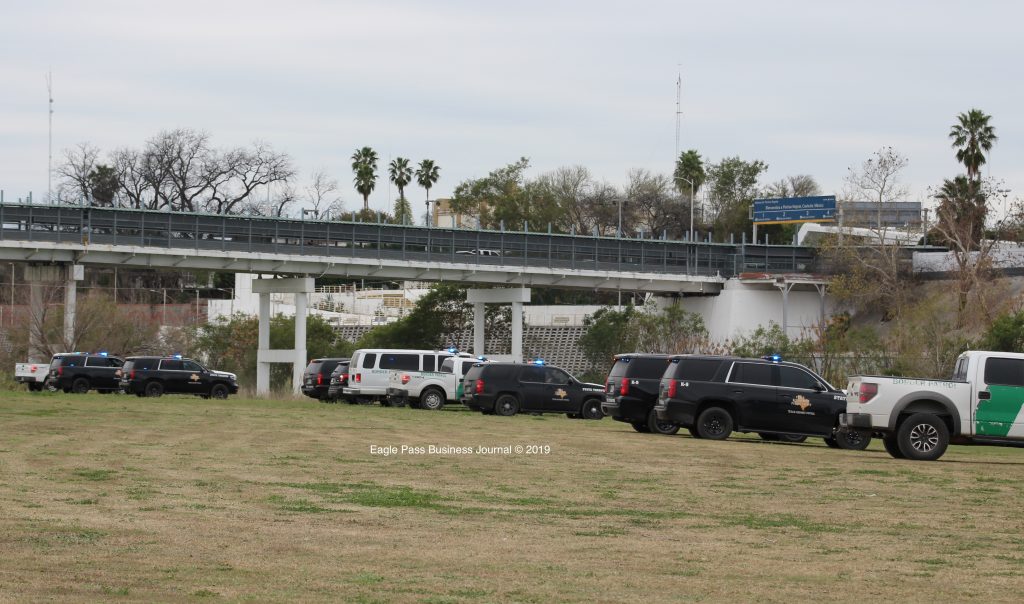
(752, 195, 836, 224)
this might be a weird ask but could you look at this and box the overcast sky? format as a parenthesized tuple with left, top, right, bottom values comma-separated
(1, 0, 1021, 215)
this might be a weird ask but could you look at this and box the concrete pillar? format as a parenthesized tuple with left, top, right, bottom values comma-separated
(63, 265, 83, 350)
(293, 292, 307, 396)
(25, 265, 63, 362)
(254, 277, 314, 397)
(473, 303, 485, 356)
(257, 292, 271, 395)
(511, 301, 524, 363)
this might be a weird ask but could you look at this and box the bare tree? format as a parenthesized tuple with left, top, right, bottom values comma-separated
(763, 174, 821, 199)
(305, 169, 344, 219)
(626, 169, 685, 238)
(843, 147, 909, 229)
(55, 143, 100, 203)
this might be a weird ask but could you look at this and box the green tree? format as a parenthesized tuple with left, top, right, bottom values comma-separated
(87, 164, 119, 206)
(389, 157, 413, 203)
(351, 146, 379, 210)
(704, 156, 768, 240)
(392, 197, 414, 225)
(451, 158, 568, 231)
(578, 306, 638, 371)
(415, 159, 440, 225)
(673, 149, 705, 201)
(979, 310, 1024, 352)
(949, 109, 998, 184)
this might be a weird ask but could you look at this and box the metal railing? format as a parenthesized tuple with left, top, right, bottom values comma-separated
(0, 203, 817, 278)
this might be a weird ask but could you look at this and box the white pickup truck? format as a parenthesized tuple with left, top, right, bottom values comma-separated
(15, 361, 50, 391)
(841, 350, 1024, 461)
(385, 354, 483, 410)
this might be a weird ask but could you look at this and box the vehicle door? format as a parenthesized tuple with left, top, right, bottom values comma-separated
(724, 362, 777, 430)
(544, 367, 576, 412)
(159, 359, 186, 392)
(518, 366, 549, 410)
(975, 356, 1024, 437)
(85, 355, 117, 389)
(776, 365, 839, 435)
(182, 360, 208, 392)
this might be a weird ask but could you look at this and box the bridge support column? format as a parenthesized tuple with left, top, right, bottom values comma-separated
(254, 277, 314, 397)
(24, 265, 63, 362)
(473, 303, 485, 356)
(467, 288, 531, 363)
(63, 264, 83, 350)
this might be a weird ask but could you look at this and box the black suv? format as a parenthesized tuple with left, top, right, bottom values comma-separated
(326, 361, 351, 402)
(460, 362, 605, 419)
(654, 355, 870, 449)
(47, 352, 125, 393)
(602, 354, 677, 434)
(301, 357, 349, 401)
(119, 356, 239, 399)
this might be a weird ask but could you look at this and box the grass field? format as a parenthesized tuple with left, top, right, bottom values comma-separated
(2, 391, 1024, 602)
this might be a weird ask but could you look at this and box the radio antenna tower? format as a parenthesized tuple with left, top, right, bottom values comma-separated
(674, 68, 681, 163)
(46, 71, 54, 204)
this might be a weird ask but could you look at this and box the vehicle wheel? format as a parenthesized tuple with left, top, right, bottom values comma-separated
(883, 434, 906, 459)
(778, 434, 808, 443)
(834, 429, 872, 451)
(420, 388, 445, 411)
(209, 384, 229, 399)
(495, 394, 519, 417)
(581, 399, 604, 420)
(70, 377, 90, 394)
(896, 413, 949, 461)
(46, 381, 59, 393)
(695, 407, 733, 440)
(144, 381, 164, 398)
(823, 437, 840, 449)
(27, 382, 42, 392)
(632, 422, 651, 433)
(687, 427, 701, 438)
(758, 433, 780, 441)
(647, 409, 680, 435)
(566, 413, 581, 419)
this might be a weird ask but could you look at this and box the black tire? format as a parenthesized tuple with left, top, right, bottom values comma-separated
(834, 429, 872, 451)
(419, 388, 445, 411)
(632, 422, 651, 433)
(778, 434, 808, 443)
(27, 382, 42, 392)
(823, 437, 840, 449)
(647, 409, 680, 435)
(883, 434, 906, 459)
(758, 433, 780, 441)
(71, 378, 90, 394)
(695, 407, 733, 440)
(495, 394, 519, 417)
(209, 384, 229, 399)
(144, 381, 164, 398)
(687, 427, 701, 438)
(581, 399, 604, 420)
(896, 413, 949, 460)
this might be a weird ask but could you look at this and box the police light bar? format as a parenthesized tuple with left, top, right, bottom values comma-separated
(477, 355, 487, 361)
(533, 358, 545, 365)
(173, 354, 183, 359)
(763, 354, 783, 363)
(447, 347, 459, 354)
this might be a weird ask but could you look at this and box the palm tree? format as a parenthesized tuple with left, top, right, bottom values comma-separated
(351, 147, 379, 210)
(415, 159, 441, 226)
(388, 157, 413, 203)
(949, 109, 998, 183)
(673, 149, 705, 199)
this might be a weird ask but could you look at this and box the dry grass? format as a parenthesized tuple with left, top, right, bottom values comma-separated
(2, 391, 1024, 602)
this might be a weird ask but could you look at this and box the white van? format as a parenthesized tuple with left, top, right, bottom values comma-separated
(342, 349, 458, 404)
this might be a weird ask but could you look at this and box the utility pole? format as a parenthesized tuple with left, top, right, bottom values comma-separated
(46, 71, 53, 204)
(674, 69, 681, 162)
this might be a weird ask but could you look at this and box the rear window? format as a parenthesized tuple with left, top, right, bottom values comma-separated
(332, 362, 350, 376)
(627, 356, 669, 378)
(984, 357, 1024, 387)
(728, 362, 773, 386)
(130, 358, 158, 371)
(361, 353, 377, 369)
(668, 358, 723, 382)
(305, 361, 325, 375)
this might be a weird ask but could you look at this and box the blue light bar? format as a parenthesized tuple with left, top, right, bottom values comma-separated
(447, 347, 458, 354)
(763, 354, 783, 363)
(173, 354, 183, 359)
(533, 358, 545, 365)
(477, 355, 487, 361)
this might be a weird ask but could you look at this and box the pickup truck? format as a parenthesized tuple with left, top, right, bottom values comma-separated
(841, 350, 1024, 461)
(15, 362, 49, 391)
(385, 353, 482, 410)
